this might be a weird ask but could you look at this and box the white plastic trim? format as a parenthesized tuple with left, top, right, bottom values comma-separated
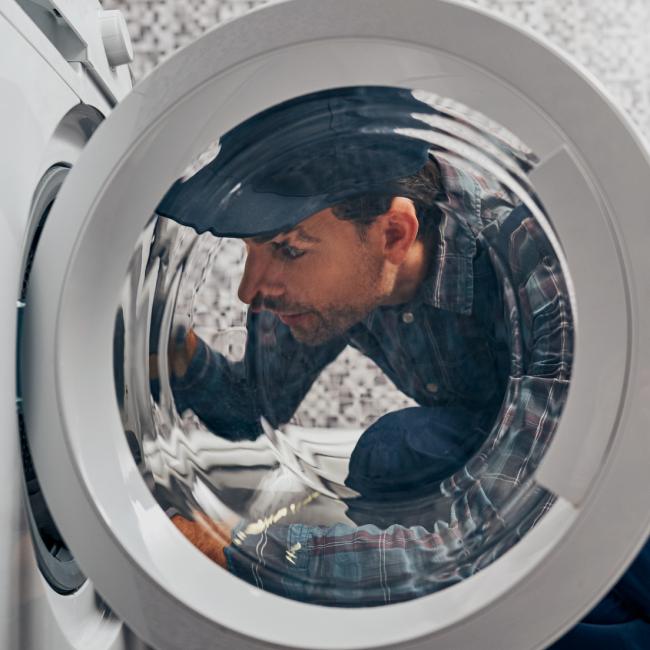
(99, 10, 134, 68)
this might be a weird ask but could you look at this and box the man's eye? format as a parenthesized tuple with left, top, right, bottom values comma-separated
(273, 242, 305, 260)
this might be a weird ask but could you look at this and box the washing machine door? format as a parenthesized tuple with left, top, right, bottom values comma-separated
(19, 1, 650, 649)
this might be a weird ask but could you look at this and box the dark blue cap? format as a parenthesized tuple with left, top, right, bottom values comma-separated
(156, 86, 436, 238)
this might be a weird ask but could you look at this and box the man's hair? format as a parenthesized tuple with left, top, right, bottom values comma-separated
(331, 156, 443, 241)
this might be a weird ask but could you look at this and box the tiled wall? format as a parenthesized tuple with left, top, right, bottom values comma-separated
(106, 0, 650, 141)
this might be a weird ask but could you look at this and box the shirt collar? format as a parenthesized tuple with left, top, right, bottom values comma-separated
(418, 154, 494, 315)
(360, 154, 515, 323)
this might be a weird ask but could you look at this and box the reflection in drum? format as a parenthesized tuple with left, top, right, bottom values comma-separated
(115, 87, 573, 606)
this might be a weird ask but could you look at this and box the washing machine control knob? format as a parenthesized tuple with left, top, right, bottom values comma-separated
(99, 10, 134, 68)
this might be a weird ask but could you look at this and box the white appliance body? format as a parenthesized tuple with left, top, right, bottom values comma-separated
(4, 1, 650, 649)
(0, 1, 132, 648)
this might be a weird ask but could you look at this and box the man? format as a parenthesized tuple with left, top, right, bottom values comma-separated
(154, 88, 648, 643)
(166, 153, 510, 511)
(158, 88, 522, 509)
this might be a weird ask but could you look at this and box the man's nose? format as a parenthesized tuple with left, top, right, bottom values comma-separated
(237, 250, 284, 306)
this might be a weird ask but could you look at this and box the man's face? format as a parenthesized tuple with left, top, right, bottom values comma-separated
(238, 209, 392, 345)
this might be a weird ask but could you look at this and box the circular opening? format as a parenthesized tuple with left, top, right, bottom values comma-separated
(18, 165, 86, 594)
(115, 86, 574, 607)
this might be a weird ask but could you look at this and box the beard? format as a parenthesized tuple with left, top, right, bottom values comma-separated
(255, 295, 381, 346)
(255, 258, 388, 346)
(289, 301, 377, 345)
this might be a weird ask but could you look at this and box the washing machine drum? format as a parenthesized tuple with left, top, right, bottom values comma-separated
(20, 1, 650, 649)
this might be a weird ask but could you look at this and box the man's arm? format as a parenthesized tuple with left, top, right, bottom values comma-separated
(168, 328, 262, 440)
(168, 311, 347, 440)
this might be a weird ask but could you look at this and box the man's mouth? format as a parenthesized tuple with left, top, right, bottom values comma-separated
(277, 312, 310, 327)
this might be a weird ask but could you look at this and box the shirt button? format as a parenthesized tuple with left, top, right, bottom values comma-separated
(426, 382, 439, 394)
(401, 311, 415, 324)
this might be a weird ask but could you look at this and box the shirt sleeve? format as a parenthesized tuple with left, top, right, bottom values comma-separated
(225, 521, 467, 606)
(171, 310, 347, 440)
(170, 333, 262, 441)
(223, 204, 574, 606)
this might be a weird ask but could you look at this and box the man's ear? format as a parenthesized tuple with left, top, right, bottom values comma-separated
(379, 197, 419, 264)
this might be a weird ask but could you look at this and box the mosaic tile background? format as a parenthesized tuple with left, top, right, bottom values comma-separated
(104, 0, 650, 141)
(109, 0, 650, 429)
